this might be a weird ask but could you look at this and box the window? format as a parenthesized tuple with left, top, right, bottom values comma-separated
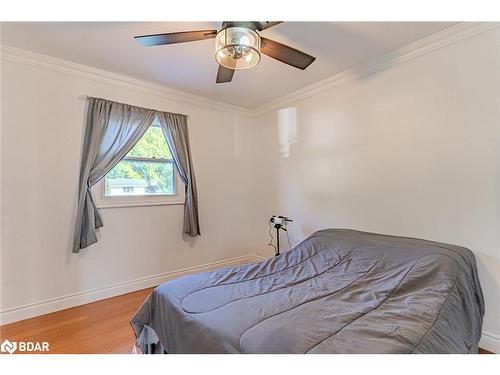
(93, 120, 184, 208)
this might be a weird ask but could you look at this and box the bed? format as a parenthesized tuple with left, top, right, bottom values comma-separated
(131, 229, 484, 353)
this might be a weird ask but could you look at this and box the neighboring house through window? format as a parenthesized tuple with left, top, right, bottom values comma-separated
(93, 118, 184, 208)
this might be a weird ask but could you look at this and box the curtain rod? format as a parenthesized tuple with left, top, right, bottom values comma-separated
(77, 95, 187, 118)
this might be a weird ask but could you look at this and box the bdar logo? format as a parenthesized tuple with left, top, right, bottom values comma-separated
(1, 339, 17, 354)
(0, 339, 49, 353)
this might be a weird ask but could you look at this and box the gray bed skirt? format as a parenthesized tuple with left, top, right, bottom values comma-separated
(131, 229, 484, 354)
(130, 298, 166, 354)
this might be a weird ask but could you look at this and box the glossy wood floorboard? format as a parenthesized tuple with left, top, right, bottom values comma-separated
(0, 287, 495, 354)
(0, 288, 153, 354)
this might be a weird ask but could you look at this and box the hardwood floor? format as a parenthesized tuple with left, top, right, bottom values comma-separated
(0, 288, 153, 354)
(479, 348, 493, 354)
(0, 288, 495, 354)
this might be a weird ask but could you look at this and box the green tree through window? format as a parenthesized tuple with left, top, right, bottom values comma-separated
(104, 123, 175, 196)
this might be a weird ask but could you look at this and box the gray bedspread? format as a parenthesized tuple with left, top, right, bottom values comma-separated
(131, 229, 484, 353)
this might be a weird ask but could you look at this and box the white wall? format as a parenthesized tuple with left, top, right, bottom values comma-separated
(0, 51, 265, 321)
(251, 28, 500, 349)
(1, 25, 499, 352)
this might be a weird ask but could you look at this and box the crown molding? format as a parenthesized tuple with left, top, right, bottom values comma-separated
(1, 23, 498, 118)
(251, 22, 499, 117)
(0, 44, 253, 117)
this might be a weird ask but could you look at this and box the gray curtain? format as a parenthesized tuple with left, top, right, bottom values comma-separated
(157, 112, 200, 237)
(73, 98, 156, 253)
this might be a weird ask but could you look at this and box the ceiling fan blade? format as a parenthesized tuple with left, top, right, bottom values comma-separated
(257, 21, 283, 31)
(216, 65, 235, 83)
(260, 37, 316, 70)
(135, 30, 217, 47)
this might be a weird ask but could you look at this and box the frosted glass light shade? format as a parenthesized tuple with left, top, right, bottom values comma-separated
(215, 27, 261, 70)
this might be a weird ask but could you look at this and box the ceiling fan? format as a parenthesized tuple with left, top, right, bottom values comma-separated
(134, 21, 316, 84)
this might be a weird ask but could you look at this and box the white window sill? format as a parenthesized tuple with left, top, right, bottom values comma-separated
(97, 199, 184, 209)
(93, 173, 185, 209)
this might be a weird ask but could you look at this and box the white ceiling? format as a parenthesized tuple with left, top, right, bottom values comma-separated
(1, 22, 458, 109)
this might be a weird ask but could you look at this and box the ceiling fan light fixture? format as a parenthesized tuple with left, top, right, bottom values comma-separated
(215, 27, 261, 70)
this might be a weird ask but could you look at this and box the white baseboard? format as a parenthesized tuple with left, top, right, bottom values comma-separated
(253, 254, 268, 262)
(479, 331, 500, 354)
(0, 254, 262, 325)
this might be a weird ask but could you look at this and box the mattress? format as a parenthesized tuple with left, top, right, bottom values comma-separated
(131, 229, 484, 353)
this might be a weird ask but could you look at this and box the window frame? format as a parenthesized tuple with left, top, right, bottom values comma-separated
(93, 126, 185, 209)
